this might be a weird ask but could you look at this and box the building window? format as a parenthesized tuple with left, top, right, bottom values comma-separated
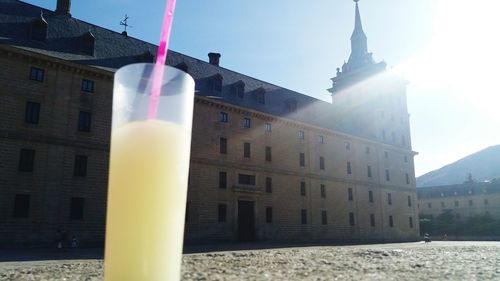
(321, 210, 327, 225)
(266, 207, 273, 223)
(219, 171, 227, 189)
(19, 149, 35, 172)
(454, 201, 459, 207)
(370, 214, 376, 227)
(391, 132, 396, 143)
(348, 187, 353, 201)
(427, 203, 432, 208)
(175, 62, 188, 73)
(484, 199, 489, 205)
(238, 174, 255, 185)
(319, 157, 325, 170)
(401, 135, 406, 145)
(367, 165, 372, 178)
(255, 90, 265, 104)
(407, 195, 412, 207)
(219, 112, 228, 123)
(300, 182, 306, 196)
(265, 146, 272, 162)
(389, 215, 394, 227)
(298, 130, 305, 140)
(349, 212, 355, 226)
(78, 111, 92, 132)
(409, 217, 414, 228)
(286, 99, 297, 112)
(299, 153, 305, 167)
(234, 83, 245, 98)
(405, 173, 410, 184)
(345, 142, 351, 150)
(243, 142, 251, 158)
(388, 193, 392, 205)
(13, 194, 30, 218)
(243, 117, 251, 128)
(70, 197, 85, 220)
(218, 203, 227, 222)
(301, 209, 307, 224)
(441, 201, 445, 208)
(456, 213, 460, 220)
(384, 151, 389, 158)
(25, 102, 40, 124)
(81, 79, 95, 93)
(320, 184, 326, 198)
(365, 147, 370, 154)
(219, 137, 227, 154)
(319, 135, 324, 144)
(468, 200, 473, 206)
(404, 155, 408, 163)
(347, 162, 352, 175)
(74, 155, 88, 177)
(385, 169, 390, 181)
(369, 190, 374, 203)
(265, 177, 272, 193)
(382, 130, 386, 140)
(211, 76, 223, 92)
(265, 123, 272, 132)
(29, 67, 44, 82)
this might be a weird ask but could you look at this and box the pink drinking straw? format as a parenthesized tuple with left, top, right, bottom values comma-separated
(147, 0, 177, 119)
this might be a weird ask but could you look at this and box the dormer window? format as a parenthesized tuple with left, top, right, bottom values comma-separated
(175, 62, 188, 73)
(255, 88, 265, 104)
(30, 12, 48, 42)
(209, 74, 223, 92)
(286, 98, 297, 112)
(81, 30, 95, 56)
(141, 50, 154, 63)
(233, 82, 245, 98)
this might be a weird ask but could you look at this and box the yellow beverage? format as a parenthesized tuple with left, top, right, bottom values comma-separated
(104, 120, 191, 281)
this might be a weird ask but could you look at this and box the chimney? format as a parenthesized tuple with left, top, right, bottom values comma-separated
(208, 52, 221, 66)
(55, 0, 71, 16)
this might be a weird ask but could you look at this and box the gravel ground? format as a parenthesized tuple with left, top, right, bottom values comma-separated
(1, 241, 499, 280)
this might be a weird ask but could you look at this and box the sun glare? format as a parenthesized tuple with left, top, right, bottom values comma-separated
(395, 0, 500, 121)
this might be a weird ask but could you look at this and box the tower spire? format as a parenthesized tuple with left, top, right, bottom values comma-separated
(349, 0, 368, 65)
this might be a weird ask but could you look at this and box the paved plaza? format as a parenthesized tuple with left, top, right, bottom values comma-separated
(0, 241, 499, 280)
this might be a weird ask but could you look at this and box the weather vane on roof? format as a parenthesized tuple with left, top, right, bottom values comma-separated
(120, 14, 132, 34)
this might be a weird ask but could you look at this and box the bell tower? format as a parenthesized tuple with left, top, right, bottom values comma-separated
(328, 0, 411, 151)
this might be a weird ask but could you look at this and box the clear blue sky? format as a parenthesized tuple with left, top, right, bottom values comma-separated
(26, 0, 500, 177)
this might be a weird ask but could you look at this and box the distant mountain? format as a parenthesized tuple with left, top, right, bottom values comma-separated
(417, 145, 500, 187)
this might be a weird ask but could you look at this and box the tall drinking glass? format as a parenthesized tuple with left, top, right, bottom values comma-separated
(104, 63, 195, 281)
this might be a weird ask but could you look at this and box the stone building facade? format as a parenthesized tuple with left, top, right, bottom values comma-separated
(0, 0, 419, 247)
(417, 181, 500, 222)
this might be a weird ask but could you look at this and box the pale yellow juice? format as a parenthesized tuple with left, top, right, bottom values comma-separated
(104, 120, 191, 281)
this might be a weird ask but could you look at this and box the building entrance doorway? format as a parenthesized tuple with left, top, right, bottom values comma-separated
(237, 200, 255, 241)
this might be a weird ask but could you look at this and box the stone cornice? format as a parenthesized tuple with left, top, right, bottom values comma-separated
(0, 129, 109, 151)
(195, 95, 418, 156)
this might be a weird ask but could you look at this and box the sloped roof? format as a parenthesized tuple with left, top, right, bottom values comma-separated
(0, 0, 375, 139)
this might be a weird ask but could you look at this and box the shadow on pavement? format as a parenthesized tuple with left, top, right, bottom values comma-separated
(0, 241, 407, 262)
(0, 248, 104, 262)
